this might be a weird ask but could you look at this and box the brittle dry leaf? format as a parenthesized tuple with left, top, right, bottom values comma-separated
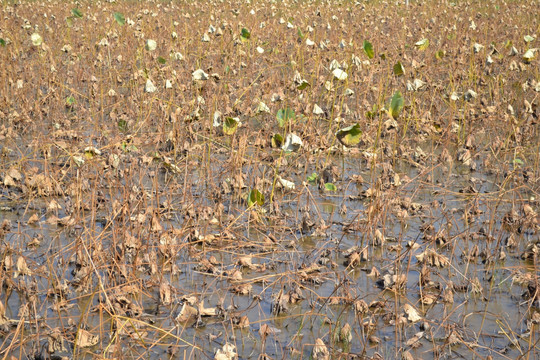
(232, 283, 252, 295)
(75, 329, 99, 348)
(339, 323, 352, 343)
(159, 281, 172, 306)
(0, 301, 10, 329)
(198, 300, 218, 316)
(405, 331, 424, 347)
(312, 338, 329, 360)
(175, 303, 198, 323)
(14, 256, 32, 278)
(403, 304, 422, 322)
(214, 343, 237, 360)
(416, 249, 450, 267)
(47, 328, 67, 353)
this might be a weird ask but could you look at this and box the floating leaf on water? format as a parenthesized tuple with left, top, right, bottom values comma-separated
(363, 40, 374, 59)
(71, 8, 83, 18)
(415, 38, 429, 50)
(240, 27, 251, 41)
(389, 91, 404, 119)
(223, 117, 239, 135)
(113, 12, 125, 25)
(403, 304, 422, 322)
(31, 33, 43, 46)
(325, 183, 337, 191)
(276, 108, 295, 127)
(281, 133, 303, 152)
(336, 123, 362, 147)
(393, 61, 404, 76)
(380, 272, 406, 290)
(192, 69, 209, 81)
(248, 188, 264, 207)
(146, 39, 157, 51)
(332, 68, 348, 81)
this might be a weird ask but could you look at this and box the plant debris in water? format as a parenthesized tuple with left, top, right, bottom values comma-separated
(0, 1, 539, 359)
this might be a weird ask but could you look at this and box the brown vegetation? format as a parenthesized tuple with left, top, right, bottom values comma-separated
(0, 0, 539, 359)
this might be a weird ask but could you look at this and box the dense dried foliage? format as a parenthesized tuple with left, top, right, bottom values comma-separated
(0, 0, 539, 359)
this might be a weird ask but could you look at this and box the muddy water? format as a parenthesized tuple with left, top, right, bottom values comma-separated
(0, 146, 538, 359)
(1, 139, 538, 360)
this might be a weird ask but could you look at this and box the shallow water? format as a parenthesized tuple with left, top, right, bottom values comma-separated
(1, 134, 538, 360)
(1, 1, 539, 359)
